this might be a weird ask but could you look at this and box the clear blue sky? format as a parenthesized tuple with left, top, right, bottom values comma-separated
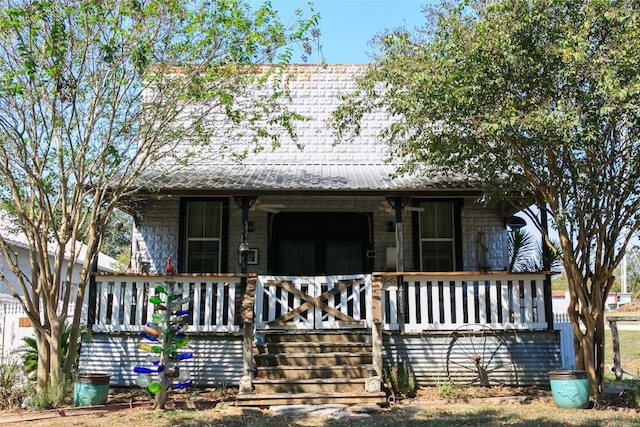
(254, 0, 431, 63)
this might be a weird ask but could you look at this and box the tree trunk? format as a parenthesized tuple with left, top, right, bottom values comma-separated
(48, 317, 63, 387)
(594, 311, 605, 396)
(35, 331, 50, 392)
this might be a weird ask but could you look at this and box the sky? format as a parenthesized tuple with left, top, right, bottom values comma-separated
(254, 0, 431, 63)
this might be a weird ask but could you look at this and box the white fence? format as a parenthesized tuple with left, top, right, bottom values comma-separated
(382, 273, 548, 332)
(90, 275, 243, 333)
(0, 296, 32, 363)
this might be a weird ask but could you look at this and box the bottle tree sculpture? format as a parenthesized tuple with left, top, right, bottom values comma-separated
(134, 271, 193, 409)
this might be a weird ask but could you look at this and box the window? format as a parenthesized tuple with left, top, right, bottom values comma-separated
(419, 201, 455, 271)
(183, 200, 223, 273)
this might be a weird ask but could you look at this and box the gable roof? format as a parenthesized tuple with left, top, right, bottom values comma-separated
(134, 64, 481, 196)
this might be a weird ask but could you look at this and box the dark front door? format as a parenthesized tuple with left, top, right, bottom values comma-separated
(269, 212, 373, 275)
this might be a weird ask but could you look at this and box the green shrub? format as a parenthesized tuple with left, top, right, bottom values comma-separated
(0, 362, 26, 409)
(20, 322, 85, 381)
(384, 362, 417, 398)
(436, 379, 461, 399)
(27, 373, 72, 410)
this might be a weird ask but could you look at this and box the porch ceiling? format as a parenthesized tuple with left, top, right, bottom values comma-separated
(133, 162, 483, 196)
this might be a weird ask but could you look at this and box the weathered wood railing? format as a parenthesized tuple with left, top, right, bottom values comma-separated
(376, 272, 548, 332)
(89, 274, 245, 333)
(254, 275, 373, 330)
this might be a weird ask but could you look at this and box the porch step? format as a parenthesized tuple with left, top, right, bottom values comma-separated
(256, 329, 370, 343)
(254, 351, 372, 367)
(252, 378, 368, 394)
(257, 364, 370, 380)
(236, 392, 388, 408)
(254, 341, 371, 354)
(238, 328, 385, 407)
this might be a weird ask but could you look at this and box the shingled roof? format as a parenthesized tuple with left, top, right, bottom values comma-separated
(134, 64, 481, 196)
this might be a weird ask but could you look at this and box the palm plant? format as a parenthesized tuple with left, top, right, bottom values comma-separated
(508, 227, 562, 273)
(20, 323, 81, 381)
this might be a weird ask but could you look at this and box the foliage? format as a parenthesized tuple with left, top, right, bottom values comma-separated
(100, 209, 133, 272)
(0, 0, 318, 391)
(27, 372, 72, 410)
(0, 362, 26, 409)
(333, 0, 640, 397)
(384, 362, 417, 398)
(435, 379, 460, 399)
(508, 227, 562, 272)
(21, 322, 82, 381)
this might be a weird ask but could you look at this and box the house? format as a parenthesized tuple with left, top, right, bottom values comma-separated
(552, 289, 632, 313)
(80, 64, 562, 405)
(0, 212, 121, 360)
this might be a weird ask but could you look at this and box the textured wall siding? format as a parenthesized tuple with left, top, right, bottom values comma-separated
(461, 202, 509, 272)
(78, 333, 243, 387)
(132, 198, 181, 274)
(383, 331, 561, 387)
(134, 196, 508, 274)
(81, 330, 559, 388)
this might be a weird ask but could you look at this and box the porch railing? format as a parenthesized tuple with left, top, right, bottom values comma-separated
(254, 275, 373, 330)
(377, 272, 548, 332)
(89, 272, 548, 333)
(89, 274, 244, 333)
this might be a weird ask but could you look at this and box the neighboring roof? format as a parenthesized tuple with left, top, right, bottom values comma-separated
(135, 64, 482, 196)
(0, 212, 120, 273)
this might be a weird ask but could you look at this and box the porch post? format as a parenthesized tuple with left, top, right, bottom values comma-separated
(239, 275, 256, 394)
(392, 197, 405, 333)
(540, 206, 554, 329)
(371, 274, 384, 379)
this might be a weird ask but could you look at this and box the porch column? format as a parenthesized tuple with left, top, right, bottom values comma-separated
(390, 196, 406, 333)
(240, 275, 257, 394)
(371, 274, 384, 378)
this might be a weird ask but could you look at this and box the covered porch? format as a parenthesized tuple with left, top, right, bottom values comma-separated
(80, 271, 560, 405)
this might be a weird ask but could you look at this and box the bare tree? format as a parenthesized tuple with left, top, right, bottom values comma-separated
(0, 0, 317, 391)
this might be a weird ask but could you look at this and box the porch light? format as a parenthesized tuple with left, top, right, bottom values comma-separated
(238, 241, 250, 254)
(505, 215, 527, 230)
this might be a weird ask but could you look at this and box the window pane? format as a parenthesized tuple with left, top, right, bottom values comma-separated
(186, 201, 222, 238)
(186, 240, 220, 273)
(421, 241, 454, 271)
(420, 202, 453, 238)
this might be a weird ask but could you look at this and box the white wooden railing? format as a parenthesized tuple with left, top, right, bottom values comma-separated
(254, 275, 373, 330)
(90, 274, 243, 333)
(90, 272, 548, 333)
(379, 273, 548, 332)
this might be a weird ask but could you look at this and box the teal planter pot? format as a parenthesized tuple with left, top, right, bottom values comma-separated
(73, 374, 110, 406)
(548, 370, 589, 409)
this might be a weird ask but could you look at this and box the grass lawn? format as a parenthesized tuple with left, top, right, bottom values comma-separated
(605, 329, 640, 379)
(3, 399, 639, 427)
(2, 313, 639, 426)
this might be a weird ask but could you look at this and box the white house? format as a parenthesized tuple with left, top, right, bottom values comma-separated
(0, 211, 121, 360)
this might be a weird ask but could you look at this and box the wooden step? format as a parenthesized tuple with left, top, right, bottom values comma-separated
(254, 341, 371, 355)
(253, 378, 368, 394)
(254, 352, 372, 367)
(236, 391, 388, 408)
(257, 364, 370, 380)
(256, 329, 370, 344)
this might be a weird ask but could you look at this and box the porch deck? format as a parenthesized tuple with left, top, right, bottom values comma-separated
(81, 272, 559, 405)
